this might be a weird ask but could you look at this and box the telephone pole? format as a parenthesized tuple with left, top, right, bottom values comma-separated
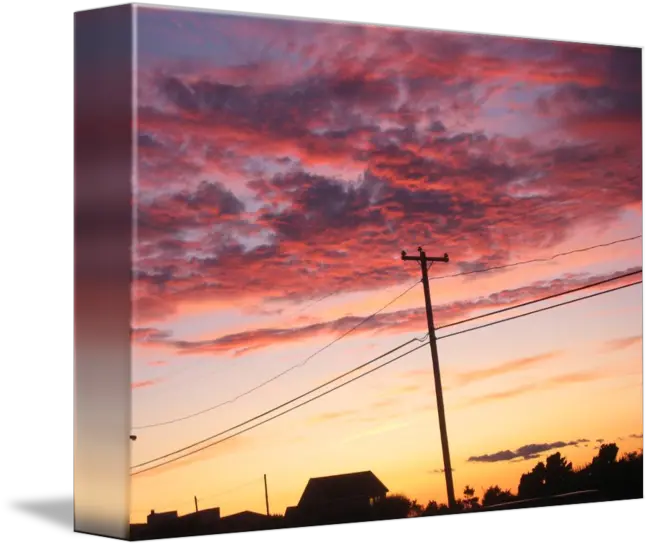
(194, 495, 198, 512)
(264, 474, 270, 516)
(401, 246, 456, 510)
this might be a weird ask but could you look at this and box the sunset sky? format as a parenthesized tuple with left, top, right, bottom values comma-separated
(129, 5, 642, 523)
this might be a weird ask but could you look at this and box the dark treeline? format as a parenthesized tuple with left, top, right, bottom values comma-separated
(385, 443, 643, 518)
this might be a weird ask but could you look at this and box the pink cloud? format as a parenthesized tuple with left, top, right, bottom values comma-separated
(132, 379, 161, 390)
(141, 267, 640, 357)
(132, 11, 641, 335)
(146, 360, 168, 367)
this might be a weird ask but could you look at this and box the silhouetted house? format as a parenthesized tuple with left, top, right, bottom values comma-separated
(176, 507, 221, 535)
(146, 510, 179, 537)
(219, 510, 270, 533)
(130, 507, 222, 540)
(147, 509, 178, 524)
(286, 470, 389, 526)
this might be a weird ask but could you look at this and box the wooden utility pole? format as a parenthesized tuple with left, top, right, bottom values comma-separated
(194, 495, 198, 512)
(401, 247, 456, 510)
(264, 474, 270, 516)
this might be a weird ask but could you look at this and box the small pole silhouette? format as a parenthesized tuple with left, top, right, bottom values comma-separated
(194, 495, 198, 512)
(264, 474, 270, 516)
(401, 247, 456, 510)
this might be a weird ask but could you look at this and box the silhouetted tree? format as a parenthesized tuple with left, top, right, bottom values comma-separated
(518, 461, 547, 498)
(423, 500, 440, 516)
(372, 494, 416, 520)
(588, 446, 643, 499)
(409, 499, 424, 517)
(482, 485, 515, 507)
(595, 443, 619, 466)
(621, 450, 641, 463)
(615, 449, 643, 499)
(544, 452, 575, 495)
(580, 443, 619, 494)
(422, 500, 452, 516)
(518, 453, 576, 498)
(296, 446, 640, 529)
(458, 485, 480, 511)
(514, 446, 643, 503)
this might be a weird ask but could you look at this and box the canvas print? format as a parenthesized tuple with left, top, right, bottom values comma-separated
(74, 3, 643, 541)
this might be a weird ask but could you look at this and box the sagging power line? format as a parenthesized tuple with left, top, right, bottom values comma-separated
(133, 236, 640, 430)
(132, 334, 430, 463)
(131, 275, 641, 476)
(132, 280, 640, 477)
(133, 278, 423, 430)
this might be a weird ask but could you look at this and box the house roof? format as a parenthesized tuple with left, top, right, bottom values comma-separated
(179, 507, 220, 520)
(148, 510, 178, 519)
(298, 471, 388, 507)
(221, 510, 267, 521)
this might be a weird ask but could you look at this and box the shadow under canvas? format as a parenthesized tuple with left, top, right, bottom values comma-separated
(12, 497, 73, 529)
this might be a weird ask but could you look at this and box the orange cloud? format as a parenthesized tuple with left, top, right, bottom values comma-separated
(391, 384, 424, 395)
(544, 372, 601, 386)
(463, 371, 602, 407)
(309, 397, 405, 425)
(341, 420, 416, 445)
(370, 398, 399, 410)
(603, 335, 642, 352)
(454, 351, 563, 386)
(465, 384, 536, 406)
(308, 410, 358, 424)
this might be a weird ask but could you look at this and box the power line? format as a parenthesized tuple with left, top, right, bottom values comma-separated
(135, 265, 425, 402)
(131, 277, 640, 475)
(132, 334, 428, 460)
(131, 341, 430, 476)
(198, 477, 262, 503)
(437, 280, 641, 341)
(131, 280, 643, 476)
(133, 276, 425, 430)
(283, 291, 335, 316)
(431, 235, 641, 281)
(133, 270, 642, 440)
(436, 269, 642, 332)
(281, 234, 641, 316)
(133, 234, 642, 430)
